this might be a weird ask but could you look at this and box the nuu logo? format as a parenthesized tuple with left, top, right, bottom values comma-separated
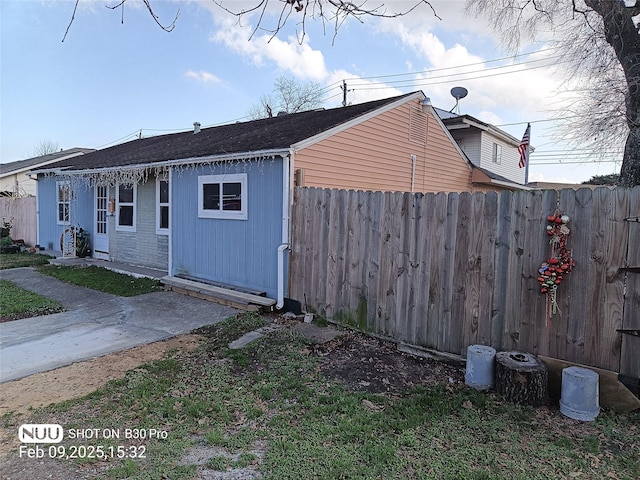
(18, 424, 64, 444)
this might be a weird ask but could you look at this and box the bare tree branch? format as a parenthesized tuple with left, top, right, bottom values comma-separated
(468, 0, 639, 186)
(63, 0, 180, 42)
(248, 76, 325, 119)
(62, 0, 81, 42)
(33, 139, 60, 157)
(212, 0, 439, 45)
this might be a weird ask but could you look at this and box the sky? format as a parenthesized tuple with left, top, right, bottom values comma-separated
(0, 0, 626, 183)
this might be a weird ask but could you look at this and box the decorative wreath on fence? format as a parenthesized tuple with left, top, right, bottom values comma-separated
(537, 210, 575, 315)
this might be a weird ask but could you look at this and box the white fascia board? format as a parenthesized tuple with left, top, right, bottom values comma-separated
(4, 152, 87, 178)
(291, 92, 425, 151)
(486, 126, 521, 147)
(428, 106, 474, 172)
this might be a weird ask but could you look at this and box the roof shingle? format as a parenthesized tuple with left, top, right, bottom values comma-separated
(38, 93, 416, 172)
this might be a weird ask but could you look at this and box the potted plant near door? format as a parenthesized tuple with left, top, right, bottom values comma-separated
(75, 228, 91, 258)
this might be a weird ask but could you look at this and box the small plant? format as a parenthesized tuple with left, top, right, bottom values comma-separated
(207, 455, 231, 471)
(0, 217, 13, 238)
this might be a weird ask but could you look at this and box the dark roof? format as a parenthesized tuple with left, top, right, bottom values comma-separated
(472, 164, 516, 184)
(37, 93, 418, 172)
(433, 107, 490, 128)
(433, 107, 522, 146)
(0, 148, 95, 175)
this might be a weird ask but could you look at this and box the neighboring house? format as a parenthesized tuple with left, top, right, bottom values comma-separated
(0, 148, 94, 246)
(0, 148, 95, 196)
(435, 108, 530, 185)
(30, 91, 528, 308)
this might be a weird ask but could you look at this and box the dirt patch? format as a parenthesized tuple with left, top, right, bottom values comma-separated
(313, 331, 464, 395)
(0, 334, 204, 462)
(0, 334, 204, 417)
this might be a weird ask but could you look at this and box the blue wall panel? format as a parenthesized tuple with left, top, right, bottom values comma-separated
(37, 175, 94, 252)
(171, 159, 284, 298)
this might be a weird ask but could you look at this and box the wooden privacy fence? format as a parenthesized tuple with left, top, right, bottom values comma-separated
(0, 195, 36, 246)
(290, 186, 640, 378)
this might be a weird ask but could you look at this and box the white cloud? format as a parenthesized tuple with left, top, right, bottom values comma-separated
(205, 5, 329, 81)
(184, 70, 222, 84)
(211, 23, 328, 81)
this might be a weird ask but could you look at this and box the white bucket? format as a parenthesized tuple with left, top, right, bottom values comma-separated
(560, 366, 600, 421)
(465, 345, 496, 391)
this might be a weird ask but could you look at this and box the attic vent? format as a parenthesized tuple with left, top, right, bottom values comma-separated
(409, 107, 428, 145)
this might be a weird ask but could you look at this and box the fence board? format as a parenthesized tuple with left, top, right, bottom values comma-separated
(477, 191, 498, 347)
(0, 196, 37, 246)
(426, 192, 448, 350)
(289, 186, 640, 377)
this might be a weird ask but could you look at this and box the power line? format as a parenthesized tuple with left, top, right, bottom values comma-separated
(93, 48, 580, 151)
(347, 54, 563, 89)
(343, 47, 560, 83)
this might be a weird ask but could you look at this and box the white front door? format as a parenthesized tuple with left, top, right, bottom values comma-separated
(94, 185, 109, 260)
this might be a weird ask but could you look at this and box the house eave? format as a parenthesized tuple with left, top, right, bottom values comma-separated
(444, 116, 523, 147)
(31, 148, 292, 177)
(471, 166, 531, 191)
(4, 152, 89, 178)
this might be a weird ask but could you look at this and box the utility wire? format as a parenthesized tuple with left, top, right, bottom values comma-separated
(93, 48, 574, 150)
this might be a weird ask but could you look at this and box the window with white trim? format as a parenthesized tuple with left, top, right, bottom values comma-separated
(492, 143, 502, 164)
(116, 184, 136, 231)
(56, 181, 71, 225)
(157, 177, 170, 234)
(198, 174, 247, 220)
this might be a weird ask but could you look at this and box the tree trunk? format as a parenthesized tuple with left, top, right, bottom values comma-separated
(621, 126, 640, 187)
(585, 0, 640, 186)
(495, 351, 549, 407)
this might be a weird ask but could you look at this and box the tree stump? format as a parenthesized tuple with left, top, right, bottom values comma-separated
(495, 351, 549, 406)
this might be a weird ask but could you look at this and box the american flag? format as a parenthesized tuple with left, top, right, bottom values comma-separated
(518, 123, 531, 168)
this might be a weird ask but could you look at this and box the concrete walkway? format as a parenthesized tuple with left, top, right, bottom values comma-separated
(0, 267, 238, 383)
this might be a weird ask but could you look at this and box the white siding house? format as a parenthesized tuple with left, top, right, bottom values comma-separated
(435, 108, 530, 185)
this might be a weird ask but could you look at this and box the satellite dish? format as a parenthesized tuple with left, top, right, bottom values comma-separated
(451, 86, 468, 100)
(450, 86, 468, 114)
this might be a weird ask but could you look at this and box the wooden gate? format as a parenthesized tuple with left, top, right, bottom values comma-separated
(620, 188, 640, 378)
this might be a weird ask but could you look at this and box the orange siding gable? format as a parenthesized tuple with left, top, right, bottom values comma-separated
(294, 99, 474, 193)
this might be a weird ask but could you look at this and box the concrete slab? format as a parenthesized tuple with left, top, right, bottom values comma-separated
(0, 268, 238, 383)
(228, 331, 265, 349)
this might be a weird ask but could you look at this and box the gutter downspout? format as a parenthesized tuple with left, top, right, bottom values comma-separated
(35, 175, 40, 248)
(410, 154, 417, 193)
(168, 167, 173, 277)
(276, 150, 293, 309)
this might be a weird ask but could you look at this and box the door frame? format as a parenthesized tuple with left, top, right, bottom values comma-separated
(93, 184, 110, 260)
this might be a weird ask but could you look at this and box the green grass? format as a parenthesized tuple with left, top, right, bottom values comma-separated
(39, 265, 163, 296)
(5, 312, 639, 480)
(0, 279, 63, 318)
(0, 252, 54, 269)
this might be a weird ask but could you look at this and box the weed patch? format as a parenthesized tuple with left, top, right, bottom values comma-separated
(39, 265, 162, 296)
(0, 279, 63, 321)
(0, 252, 53, 269)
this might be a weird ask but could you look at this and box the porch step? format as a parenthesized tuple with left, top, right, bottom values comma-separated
(175, 274, 267, 297)
(161, 276, 277, 313)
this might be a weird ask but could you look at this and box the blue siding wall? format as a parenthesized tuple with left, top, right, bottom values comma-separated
(37, 175, 93, 252)
(171, 160, 284, 298)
